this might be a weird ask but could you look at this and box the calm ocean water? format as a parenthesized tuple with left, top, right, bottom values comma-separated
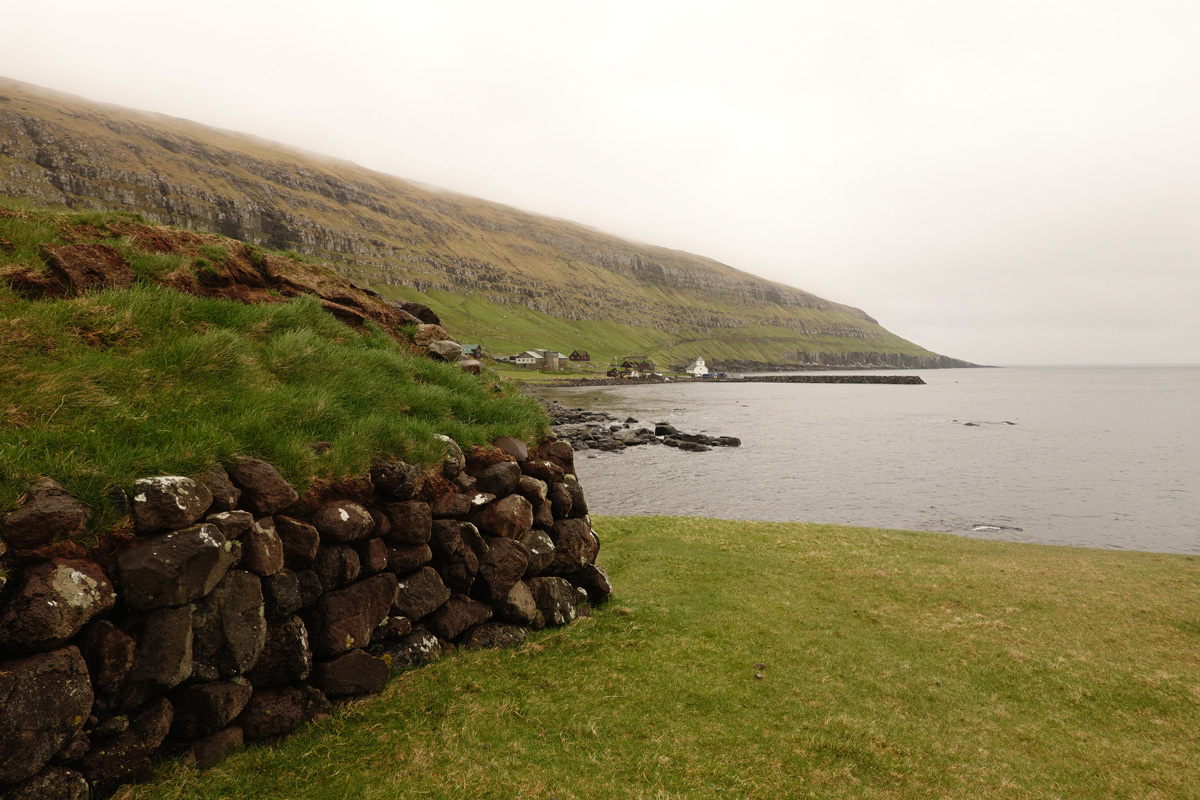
(537, 366, 1200, 554)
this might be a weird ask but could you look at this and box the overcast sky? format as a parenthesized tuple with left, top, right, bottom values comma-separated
(3, 1, 1199, 365)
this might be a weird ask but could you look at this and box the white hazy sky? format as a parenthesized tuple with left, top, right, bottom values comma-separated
(3, 0, 1199, 365)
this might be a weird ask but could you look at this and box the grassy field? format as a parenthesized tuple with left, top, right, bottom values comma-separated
(121, 516, 1200, 800)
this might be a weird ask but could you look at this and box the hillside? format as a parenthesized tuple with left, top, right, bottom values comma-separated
(0, 206, 547, 534)
(0, 77, 972, 370)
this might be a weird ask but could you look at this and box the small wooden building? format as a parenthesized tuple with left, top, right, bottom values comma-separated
(569, 350, 591, 362)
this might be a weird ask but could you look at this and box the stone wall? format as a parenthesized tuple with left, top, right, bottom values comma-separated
(0, 436, 609, 798)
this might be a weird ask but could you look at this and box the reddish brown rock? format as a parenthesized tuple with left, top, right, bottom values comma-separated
(515, 475, 549, 505)
(368, 508, 391, 538)
(370, 460, 425, 501)
(430, 492, 472, 519)
(567, 563, 614, 604)
(471, 461, 522, 497)
(245, 615, 312, 688)
(238, 685, 307, 740)
(392, 566, 451, 621)
(205, 509, 255, 538)
(373, 615, 413, 641)
(521, 459, 565, 485)
(171, 678, 253, 740)
(473, 537, 530, 602)
(533, 499, 555, 530)
(0, 558, 116, 652)
(425, 593, 492, 640)
(188, 726, 244, 769)
(0, 646, 93, 784)
(457, 358, 482, 374)
(537, 439, 576, 475)
(311, 573, 399, 656)
(229, 458, 298, 515)
(314, 545, 361, 591)
(275, 515, 320, 568)
(547, 518, 600, 574)
(526, 577, 579, 628)
(312, 500, 374, 544)
(382, 500, 432, 544)
(491, 435, 529, 462)
(191, 570, 266, 681)
(354, 537, 389, 575)
(0, 478, 92, 550)
(123, 605, 194, 700)
(547, 482, 573, 519)
(460, 622, 529, 650)
(241, 517, 285, 576)
(261, 570, 304, 620)
(79, 698, 173, 791)
(386, 542, 433, 574)
(496, 580, 538, 626)
(374, 627, 442, 670)
(430, 520, 479, 594)
(116, 523, 235, 610)
(471, 494, 533, 539)
(395, 300, 440, 325)
(311, 649, 390, 697)
(130, 475, 213, 534)
(519, 529, 557, 577)
(563, 476, 589, 518)
(199, 466, 241, 513)
(78, 620, 135, 695)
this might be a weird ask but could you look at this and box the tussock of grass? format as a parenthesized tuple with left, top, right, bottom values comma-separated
(121, 517, 1200, 799)
(0, 281, 547, 535)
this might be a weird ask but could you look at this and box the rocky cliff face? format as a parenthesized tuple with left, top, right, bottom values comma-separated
(0, 77, 961, 364)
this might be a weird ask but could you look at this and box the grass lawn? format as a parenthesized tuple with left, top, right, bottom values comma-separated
(121, 516, 1200, 799)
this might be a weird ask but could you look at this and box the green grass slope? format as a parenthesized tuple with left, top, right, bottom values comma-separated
(0, 77, 969, 370)
(0, 208, 547, 537)
(122, 516, 1200, 799)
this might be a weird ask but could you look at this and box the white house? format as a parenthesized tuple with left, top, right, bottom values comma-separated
(687, 356, 708, 377)
(514, 349, 565, 370)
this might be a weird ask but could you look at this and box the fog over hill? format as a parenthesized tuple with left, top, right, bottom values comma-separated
(0, 77, 971, 369)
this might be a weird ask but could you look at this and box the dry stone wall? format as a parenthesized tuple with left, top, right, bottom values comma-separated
(0, 437, 609, 799)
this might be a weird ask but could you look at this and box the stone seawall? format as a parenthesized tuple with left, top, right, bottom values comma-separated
(739, 375, 926, 385)
(539, 374, 926, 387)
(0, 437, 608, 798)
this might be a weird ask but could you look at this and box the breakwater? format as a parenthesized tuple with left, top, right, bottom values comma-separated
(540, 374, 925, 387)
(739, 375, 925, 385)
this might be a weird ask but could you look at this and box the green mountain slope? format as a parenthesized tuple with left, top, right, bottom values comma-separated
(0, 77, 971, 369)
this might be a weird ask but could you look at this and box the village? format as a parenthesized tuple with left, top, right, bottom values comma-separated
(486, 348, 737, 379)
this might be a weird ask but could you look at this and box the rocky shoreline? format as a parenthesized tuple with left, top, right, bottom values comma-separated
(542, 400, 741, 454)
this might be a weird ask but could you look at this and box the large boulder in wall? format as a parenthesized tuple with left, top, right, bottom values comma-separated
(190, 570, 267, 681)
(116, 523, 236, 610)
(0, 478, 92, 550)
(310, 573, 399, 656)
(0, 558, 116, 652)
(0, 646, 93, 784)
(129, 476, 213, 534)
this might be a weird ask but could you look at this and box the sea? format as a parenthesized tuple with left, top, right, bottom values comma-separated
(536, 365, 1200, 555)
